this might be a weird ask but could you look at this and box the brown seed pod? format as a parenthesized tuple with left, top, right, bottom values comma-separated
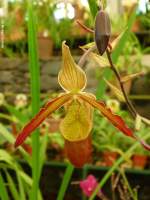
(95, 10, 111, 55)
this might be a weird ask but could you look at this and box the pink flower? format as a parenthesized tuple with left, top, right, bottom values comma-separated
(79, 175, 98, 197)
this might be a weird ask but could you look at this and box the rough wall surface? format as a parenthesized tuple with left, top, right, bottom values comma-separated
(0, 56, 99, 95)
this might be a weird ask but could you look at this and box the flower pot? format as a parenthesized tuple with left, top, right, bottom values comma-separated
(132, 154, 148, 169)
(38, 34, 53, 60)
(132, 19, 140, 32)
(102, 151, 118, 166)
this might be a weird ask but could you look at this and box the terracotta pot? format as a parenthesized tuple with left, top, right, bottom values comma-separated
(38, 35, 53, 60)
(102, 151, 118, 166)
(132, 19, 140, 33)
(132, 154, 148, 169)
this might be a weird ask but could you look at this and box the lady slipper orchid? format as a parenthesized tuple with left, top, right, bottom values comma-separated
(15, 41, 150, 167)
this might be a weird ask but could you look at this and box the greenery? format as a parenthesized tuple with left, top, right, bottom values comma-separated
(0, 0, 150, 200)
(36, 1, 73, 47)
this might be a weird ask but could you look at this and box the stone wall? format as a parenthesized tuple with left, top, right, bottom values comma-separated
(0, 56, 150, 118)
(0, 55, 150, 96)
(0, 56, 99, 96)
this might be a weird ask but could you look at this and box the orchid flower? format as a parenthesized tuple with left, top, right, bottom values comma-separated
(15, 41, 150, 167)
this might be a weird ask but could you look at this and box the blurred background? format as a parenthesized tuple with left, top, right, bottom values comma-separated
(0, 0, 150, 200)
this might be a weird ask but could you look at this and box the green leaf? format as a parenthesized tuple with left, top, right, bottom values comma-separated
(5, 103, 29, 124)
(0, 123, 15, 143)
(0, 123, 31, 165)
(39, 133, 48, 177)
(27, 1, 41, 200)
(87, 0, 98, 19)
(112, 8, 137, 63)
(56, 164, 74, 200)
(6, 171, 20, 200)
(0, 173, 9, 200)
(17, 172, 26, 200)
(0, 149, 14, 166)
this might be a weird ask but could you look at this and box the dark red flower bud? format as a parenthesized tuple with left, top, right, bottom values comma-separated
(64, 135, 92, 168)
(94, 10, 111, 55)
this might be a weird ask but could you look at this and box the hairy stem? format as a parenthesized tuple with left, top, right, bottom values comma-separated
(76, 20, 94, 33)
(106, 49, 137, 118)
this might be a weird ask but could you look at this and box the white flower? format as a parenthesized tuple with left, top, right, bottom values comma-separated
(15, 94, 27, 108)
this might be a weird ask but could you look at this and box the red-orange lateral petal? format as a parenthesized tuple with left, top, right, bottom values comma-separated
(15, 94, 72, 148)
(79, 94, 150, 150)
(65, 135, 92, 168)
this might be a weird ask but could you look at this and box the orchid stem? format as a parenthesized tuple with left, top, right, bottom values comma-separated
(76, 20, 94, 33)
(106, 49, 137, 118)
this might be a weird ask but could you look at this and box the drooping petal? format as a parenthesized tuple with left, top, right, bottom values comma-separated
(60, 99, 93, 141)
(79, 94, 150, 150)
(15, 94, 72, 147)
(58, 41, 87, 93)
(65, 135, 92, 168)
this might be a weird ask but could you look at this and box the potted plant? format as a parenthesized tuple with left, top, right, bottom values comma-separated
(122, 123, 150, 169)
(36, 2, 56, 60)
(92, 110, 122, 166)
(132, 150, 148, 169)
(36, 1, 73, 60)
(132, 125, 150, 169)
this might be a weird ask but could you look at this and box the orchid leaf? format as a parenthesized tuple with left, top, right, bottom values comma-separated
(6, 171, 20, 200)
(87, 0, 98, 19)
(5, 103, 29, 124)
(0, 174, 9, 200)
